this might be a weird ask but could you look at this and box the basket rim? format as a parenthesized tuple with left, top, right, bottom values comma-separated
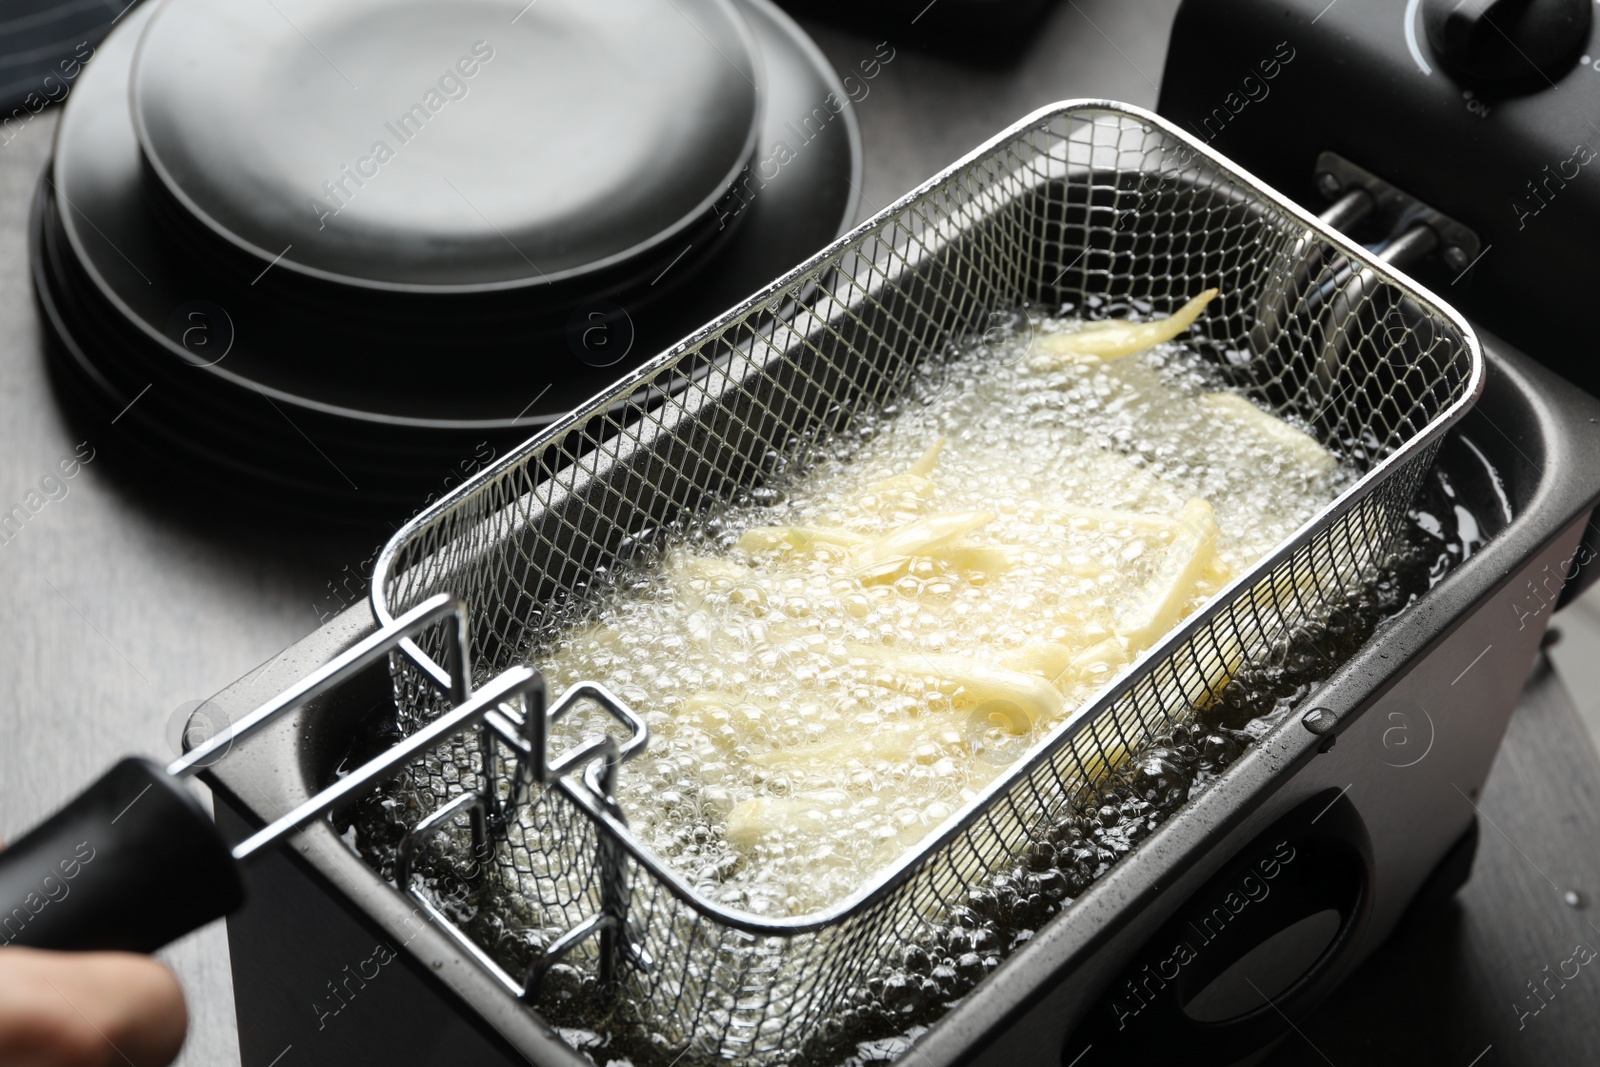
(366, 98, 1485, 936)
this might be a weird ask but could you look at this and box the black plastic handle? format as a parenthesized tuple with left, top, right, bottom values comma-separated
(0, 757, 244, 952)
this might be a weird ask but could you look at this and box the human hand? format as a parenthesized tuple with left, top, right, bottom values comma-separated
(0, 946, 186, 1067)
(0, 834, 187, 1067)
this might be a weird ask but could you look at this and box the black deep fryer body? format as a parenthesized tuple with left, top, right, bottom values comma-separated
(1155, 0, 1600, 400)
(200, 332, 1600, 1066)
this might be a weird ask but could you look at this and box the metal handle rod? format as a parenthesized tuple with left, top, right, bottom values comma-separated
(231, 665, 537, 860)
(1321, 187, 1374, 232)
(477, 678, 650, 783)
(167, 593, 471, 779)
(1376, 223, 1440, 269)
(395, 792, 486, 892)
(386, 676, 650, 1003)
(1247, 188, 1376, 358)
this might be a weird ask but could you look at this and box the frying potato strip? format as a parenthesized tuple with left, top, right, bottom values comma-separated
(849, 510, 996, 582)
(1029, 288, 1218, 368)
(1114, 497, 1221, 652)
(1199, 392, 1336, 476)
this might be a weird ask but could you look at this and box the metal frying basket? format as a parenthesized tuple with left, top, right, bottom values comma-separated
(365, 101, 1482, 1062)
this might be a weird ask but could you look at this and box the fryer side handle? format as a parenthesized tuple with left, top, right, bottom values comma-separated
(1069, 789, 1375, 1066)
(0, 757, 243, 953)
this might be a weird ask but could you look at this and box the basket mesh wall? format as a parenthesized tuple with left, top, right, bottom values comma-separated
(368, 104, 1477, 1063)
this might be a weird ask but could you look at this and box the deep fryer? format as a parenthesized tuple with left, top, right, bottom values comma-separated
(2, 81, 1597, 1067)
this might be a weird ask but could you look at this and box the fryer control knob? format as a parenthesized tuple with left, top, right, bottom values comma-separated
(1422, 0, 1592, 84)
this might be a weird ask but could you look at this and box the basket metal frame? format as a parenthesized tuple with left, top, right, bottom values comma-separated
(363, 99, 1484, 1054)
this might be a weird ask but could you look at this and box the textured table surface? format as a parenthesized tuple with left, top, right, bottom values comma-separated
(1, 1, 1598, 1064)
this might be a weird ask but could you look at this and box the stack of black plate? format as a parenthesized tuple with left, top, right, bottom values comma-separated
(33, 0, 859, 519)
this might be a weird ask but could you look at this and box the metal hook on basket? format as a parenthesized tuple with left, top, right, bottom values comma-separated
(392, 667, 546, 894)
(514, 731, 631, 1005)
(397, 677, 646, 878)
(1308, 218, 1443, 441)
(1248, 175, 1454, 448)
(1248, 188, 1374, 364)
(394, 792, 490, 896)
(520, 913, 622, 1001)
(393, 674, 649, 1003)
(483, 677, 648, 793)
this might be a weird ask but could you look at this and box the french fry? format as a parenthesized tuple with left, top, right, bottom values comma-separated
(747, 731, 913, 769)
(999, 640, 1082, 681)
(857, 436, 948, 511)
(669, 552, 751, 583)
(849, 510, 996, 582)
(1029, 289, 1218, 368)
(727, 792, 852, 847)
(737, 525, 869, 554)
(925, 542, 1017, 574)
(1063, 636, 1131, 685)
(1080, 449, 1183, 511)
(851, 646, 1064, 727)
(907, 436, 946, 478)
(1114, 497, 1220, 651)
(860, 473, 937, 509)
(666, 551, 760, 609)
(680, 691, 772, 745)
(1198, 392, 1337, 476)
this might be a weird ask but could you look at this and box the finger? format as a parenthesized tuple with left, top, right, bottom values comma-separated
(0, 947, 187, 1067)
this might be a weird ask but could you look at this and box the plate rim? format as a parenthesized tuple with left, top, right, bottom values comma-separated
(124, 0, 769, 295)
(43, 0, 863, 431)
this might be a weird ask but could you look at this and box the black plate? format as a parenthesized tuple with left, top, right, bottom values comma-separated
(130, 0, 763, 293)
(35, 0, 860, 513)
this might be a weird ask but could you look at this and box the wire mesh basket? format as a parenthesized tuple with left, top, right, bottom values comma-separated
(365, 101, 1482, 1063)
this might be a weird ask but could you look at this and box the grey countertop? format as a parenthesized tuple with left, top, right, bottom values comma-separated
(2, 1, 1598, 1063)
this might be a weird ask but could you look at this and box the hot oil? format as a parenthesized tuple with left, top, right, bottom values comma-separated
(524, 306, 1353, 918)
(785, 444, 1491, 1067)
(791, 509, 1467, 1067)
(343, 304, 1486, 1067)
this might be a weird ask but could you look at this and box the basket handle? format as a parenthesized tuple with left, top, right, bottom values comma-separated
(0, 594, 477, 953)
(0, 758, 243, 953)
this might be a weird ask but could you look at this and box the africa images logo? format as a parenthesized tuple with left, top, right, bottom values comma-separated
(310, 41, 496, 230)
(1107, 840, 1298, 1030)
